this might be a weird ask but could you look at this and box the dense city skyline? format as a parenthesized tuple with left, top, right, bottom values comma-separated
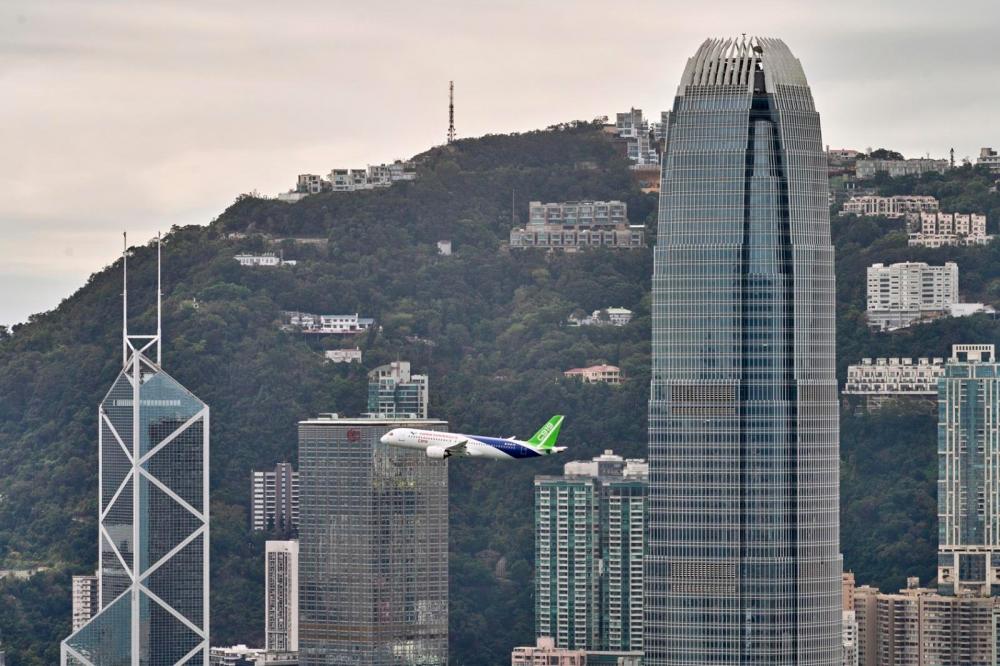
(3, 0, 999, 325)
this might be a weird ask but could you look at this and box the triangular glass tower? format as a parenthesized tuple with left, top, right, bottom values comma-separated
(62, 236, 209, 665)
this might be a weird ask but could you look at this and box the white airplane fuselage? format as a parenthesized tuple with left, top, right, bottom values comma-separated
(380, 428, 553, 460)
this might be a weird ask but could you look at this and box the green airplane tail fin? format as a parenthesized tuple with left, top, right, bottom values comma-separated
(528, 415, 564, 450)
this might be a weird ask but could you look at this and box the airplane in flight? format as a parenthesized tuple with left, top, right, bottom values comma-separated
(380, 415, 566, 460)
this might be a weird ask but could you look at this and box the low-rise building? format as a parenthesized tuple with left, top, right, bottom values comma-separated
(839, 195, 939, 218)
(323, 348, 362, 364)
(511, 637, 586, 666)
(866, 262, 959, 330)
(283, 312, 374, 334)
(614, 108, 660, 166)
(511, 201, 645, 250)
(234, 252, 297, 267)
(843, 357, 945, 408)
(210, 645, 265, 666)
(564, 365, 623, 385)
(437, 240, 452, 256)
(277, 160, 416, 200)
(568, 307, 634, 327)
(71, 573, 99, 632)
(978, 147, 1000, 173)
(856, 157, 949, 179)
(906, 211, 991, 247)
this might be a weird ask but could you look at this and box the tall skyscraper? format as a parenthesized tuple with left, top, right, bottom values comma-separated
(298, 415, 448, 665)
(266, 540, 299, 653)
(61, 237, 210, 665)
(937, 344, 1000, 595)
(366, 361, 429, 418)
(647, 37, 841, 665)
(535, 451, 647, 651)
(252, 463, 300, 533)
(72, 573, 100, 631)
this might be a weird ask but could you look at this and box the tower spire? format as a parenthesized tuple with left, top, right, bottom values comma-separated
(447, 81, 456, 144)
(156, 231, 162, 366)
(122, 231, 128, 366)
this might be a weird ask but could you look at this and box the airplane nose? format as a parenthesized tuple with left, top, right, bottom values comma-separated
(380, 432, 391, 444)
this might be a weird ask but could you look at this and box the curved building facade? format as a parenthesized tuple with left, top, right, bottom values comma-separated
(646, 37, 840, 665)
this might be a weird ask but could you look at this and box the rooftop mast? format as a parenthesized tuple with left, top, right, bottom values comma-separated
(447, 81, 456, 144)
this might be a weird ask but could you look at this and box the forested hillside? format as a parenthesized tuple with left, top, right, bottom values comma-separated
(1, 122, 999, 664)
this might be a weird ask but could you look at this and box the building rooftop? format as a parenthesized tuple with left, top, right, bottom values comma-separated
(299, 414, 447, 426)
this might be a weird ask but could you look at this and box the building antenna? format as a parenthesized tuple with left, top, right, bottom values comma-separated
(123, 231, 129, 366)
(512, 188, 516, 227)
(156, 231, 162, 366)
(447, 81, 456, 144)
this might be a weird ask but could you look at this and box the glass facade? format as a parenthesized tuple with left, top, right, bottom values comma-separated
(646, 37, 840, 665)
(298, 418, 448, 665)
(62, 346, 210, 665)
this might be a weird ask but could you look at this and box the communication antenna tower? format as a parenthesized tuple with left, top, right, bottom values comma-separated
(447, 81, 456, 144)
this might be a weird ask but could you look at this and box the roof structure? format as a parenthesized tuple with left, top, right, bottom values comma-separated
(677, 36, 808, 94)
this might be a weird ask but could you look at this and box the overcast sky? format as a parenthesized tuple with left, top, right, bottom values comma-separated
(2, 0, 998, 325)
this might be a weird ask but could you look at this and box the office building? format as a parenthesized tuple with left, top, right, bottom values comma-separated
(937, 344, 1000, 595)
(906, 211, 991, 247)
(855, 157, 949, 179)
(866, 262, 959, 330)
(298, 415, 448, 665)
(535, 451, 647, 651)
(366, 361, 429, 418)
(977, 147, 1000, 174)
(71, 573, 99, 632)
(266, 540, 299, 653)
(62, 243, 210, 665)
(843, 357, 945, 409)
(510, 201, 645, 250)
(839, 195, 939, 218)
(252, 463, 300, 533)
(648, 37, 841, 665)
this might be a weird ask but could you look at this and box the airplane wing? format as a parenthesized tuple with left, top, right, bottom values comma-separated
(443, 439, 470, 456)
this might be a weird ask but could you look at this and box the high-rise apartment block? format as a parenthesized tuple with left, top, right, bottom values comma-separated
(252, 463, 300, 533)
(906, 211, 990, 247)
(366, 361, 429, 418)
(648, 37, 841, 665)
(938, 344, 1000, 596)
(509, 201, 645, 250)
(846, 572, 1000, 666)
(71, 573, 99, 632)
(265, 540, 299, 653)
(298, 415, 448, 665)
(866, 262, 959, 330)
(535, 451, 647, 652)
(62, 244, 210, 665)
(839, 195, 939, 218)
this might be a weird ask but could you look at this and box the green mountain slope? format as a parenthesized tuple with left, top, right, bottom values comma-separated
(1, 122, 999, 664)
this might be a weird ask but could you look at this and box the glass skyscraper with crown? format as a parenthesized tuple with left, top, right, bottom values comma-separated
(646, 37, 841, 665)
(62, 245, 209, 665)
